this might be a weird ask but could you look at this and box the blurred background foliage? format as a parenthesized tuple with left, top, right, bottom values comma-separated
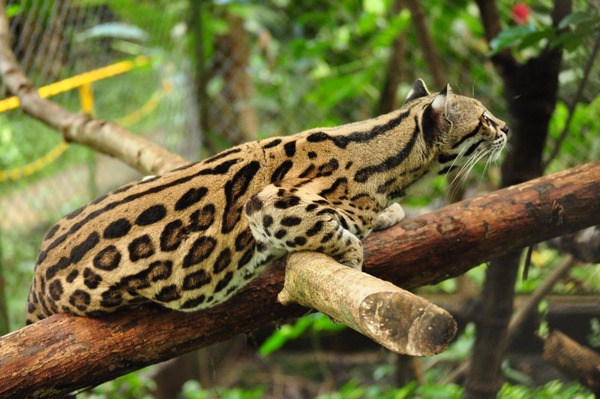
(0, 0, 598, 397)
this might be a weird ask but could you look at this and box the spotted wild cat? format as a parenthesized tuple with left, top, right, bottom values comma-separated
(26, 79, 508, 323)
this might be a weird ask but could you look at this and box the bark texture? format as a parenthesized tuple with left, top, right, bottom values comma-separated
(0, 161, 598, 398)
(209, 10, 258, 146)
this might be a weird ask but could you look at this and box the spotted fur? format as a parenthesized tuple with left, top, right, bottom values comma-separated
(26, 79, 508, 323)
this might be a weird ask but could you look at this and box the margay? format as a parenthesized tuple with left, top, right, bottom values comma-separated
(26, 79, 508, 323)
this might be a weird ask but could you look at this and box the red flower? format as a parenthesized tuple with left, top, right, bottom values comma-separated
(512, 2, 530, 25)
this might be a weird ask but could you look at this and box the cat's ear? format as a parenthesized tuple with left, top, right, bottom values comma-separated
(403, 79, 430, 104)
(431, 84, 452, 119)
(421, 84, 452, 144)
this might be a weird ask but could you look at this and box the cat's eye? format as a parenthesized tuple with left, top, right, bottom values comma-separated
(481, 113, 494, 126)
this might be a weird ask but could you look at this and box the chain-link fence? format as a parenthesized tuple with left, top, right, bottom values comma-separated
(0, 0, 200, 328)
(0, 1, 195, 232)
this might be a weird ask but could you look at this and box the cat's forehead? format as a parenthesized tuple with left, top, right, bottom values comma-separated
(456, 95, 483, 105)
(449, 95, 485, 112)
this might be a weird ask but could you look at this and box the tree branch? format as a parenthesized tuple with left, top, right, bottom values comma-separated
(279, 252, 457, 356)
(0, 1, 187, 176)
(0, 161, 598, 398)
(443, 255, 577, 384)
(543, 30, 600, 170)
(543, 330, 600, 395)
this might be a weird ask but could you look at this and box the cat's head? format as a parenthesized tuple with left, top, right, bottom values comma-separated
(405, 79, 508, 175)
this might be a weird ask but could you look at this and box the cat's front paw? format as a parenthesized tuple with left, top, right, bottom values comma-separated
(373, 203, 405, 231)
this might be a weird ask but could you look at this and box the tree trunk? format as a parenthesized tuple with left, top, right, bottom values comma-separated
(0, 161, 598, 398)
(404, 0, 446, 88)
(378, 0, 408, 114)
(209, 9, 258, 147)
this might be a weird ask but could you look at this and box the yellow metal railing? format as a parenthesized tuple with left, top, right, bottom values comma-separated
(0, 55, 149, 113)
(0, 55, 165, 182)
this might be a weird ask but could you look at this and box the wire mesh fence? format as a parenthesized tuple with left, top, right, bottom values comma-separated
(0, 0, 194, 232)
(0, 0, 198, 327)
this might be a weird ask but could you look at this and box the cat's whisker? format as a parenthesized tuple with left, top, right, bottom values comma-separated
(480, 149, 494, 184)
(448, 149, 485, 199)
(455, 149, 483, 183)
(448, 153, 475, 188)
(461, 149, 490, 184)
(442, 146, 467, 185)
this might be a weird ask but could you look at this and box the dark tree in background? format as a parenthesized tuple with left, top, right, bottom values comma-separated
(467, 2, 579, 398)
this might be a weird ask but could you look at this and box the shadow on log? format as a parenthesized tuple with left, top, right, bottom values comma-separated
(0, 161, 598, 398)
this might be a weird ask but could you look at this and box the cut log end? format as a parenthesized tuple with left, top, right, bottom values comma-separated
(360, 292, 457, 356)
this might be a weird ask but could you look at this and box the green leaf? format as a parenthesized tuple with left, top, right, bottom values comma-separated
(516, 27, 555, 50)
(363, 0, 386, 16)
(6, 4, 21, 18)
(489, 24, 555, 55)
(258, 315, 313, 356)
(312, 312, 347, 332)
(490, 25, 533, 54)
(76, 22, 148, 43)
(371, 9, 411, 48)
(558, 11, 596, 29)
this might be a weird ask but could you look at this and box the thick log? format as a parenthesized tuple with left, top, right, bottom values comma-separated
(0, 162, 598, 398)
(363, 161, 600, 287)
(279, 252, 457, 356)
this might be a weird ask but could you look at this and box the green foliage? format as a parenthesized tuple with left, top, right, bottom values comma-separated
(79, 368, 156, 399)
(5, 3, 21, 18)
(489, 9, 600, 58)
(259, 313, 346, 356)
(0, 228, 45, 330)
(554, 12, 600, 51)
(318, 379, 464, 399)
(181, 380, 265, 399)
(498, 380, 594, 399)
(315, 379, 591, 399)
(546, 96, 600, 172)
(490, 23, 555, 56)
(588, 318, 600, 348)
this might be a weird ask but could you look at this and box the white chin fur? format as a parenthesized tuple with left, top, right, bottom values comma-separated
(490, 149, 502, 162)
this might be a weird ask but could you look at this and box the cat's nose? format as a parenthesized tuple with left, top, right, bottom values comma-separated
(501, 125, 509, 134)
